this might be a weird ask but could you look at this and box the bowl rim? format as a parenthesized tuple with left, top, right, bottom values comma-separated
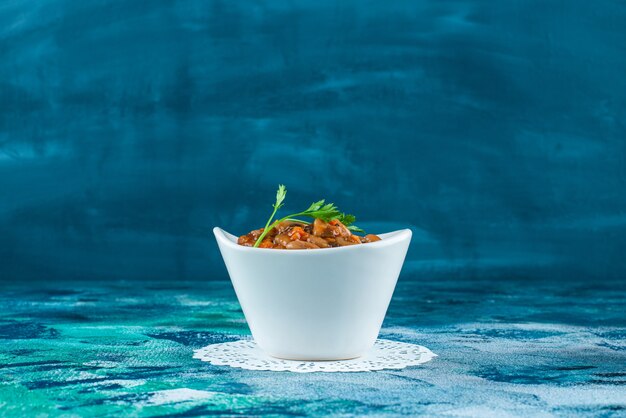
(214, 227, 412, 254)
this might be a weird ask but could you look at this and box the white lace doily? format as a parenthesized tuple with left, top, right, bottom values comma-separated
(193, 339, 436, 373)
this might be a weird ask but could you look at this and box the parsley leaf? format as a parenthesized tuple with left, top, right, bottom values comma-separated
(253, 185, 365, 247)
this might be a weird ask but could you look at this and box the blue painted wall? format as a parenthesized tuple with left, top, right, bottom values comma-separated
(1, 1, 625, 281)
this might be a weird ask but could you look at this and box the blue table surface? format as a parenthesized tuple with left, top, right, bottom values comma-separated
(1, 276, 625, 417)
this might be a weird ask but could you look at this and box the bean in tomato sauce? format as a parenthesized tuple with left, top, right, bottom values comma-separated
(238, 219, 381, 249)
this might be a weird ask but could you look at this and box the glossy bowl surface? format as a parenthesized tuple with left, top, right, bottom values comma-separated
(214, 227, 412, 360)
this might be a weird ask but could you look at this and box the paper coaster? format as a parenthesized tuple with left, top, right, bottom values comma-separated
(193, 339, 436, 373)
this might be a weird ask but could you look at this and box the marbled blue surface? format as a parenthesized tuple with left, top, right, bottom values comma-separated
(1, 2, 625, 415)
(1, 277, 625, 416)
(1, 1, 626, 281)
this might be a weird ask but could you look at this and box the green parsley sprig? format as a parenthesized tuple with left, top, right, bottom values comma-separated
(253, 185, 364, 248)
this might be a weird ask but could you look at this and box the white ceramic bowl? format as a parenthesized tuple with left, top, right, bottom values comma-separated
(213, 227, 412, 360)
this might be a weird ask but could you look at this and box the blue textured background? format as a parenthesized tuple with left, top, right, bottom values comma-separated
(2, 3, 626, 415)
(1, 0, 626, 281)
